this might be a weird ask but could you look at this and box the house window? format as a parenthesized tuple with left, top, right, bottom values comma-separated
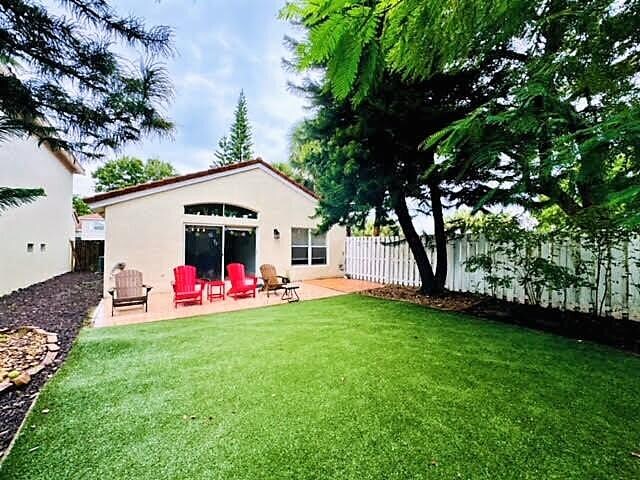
(40, 243, 46, 252)
(27, 243, 34, 252)
(291, 228, 327, 266)
(184, 203, 257, 219)
(185, 203, 224, 216)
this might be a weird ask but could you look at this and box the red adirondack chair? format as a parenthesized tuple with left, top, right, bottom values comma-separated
(227, 263, 258, 299)
(172, 265, 206, 307)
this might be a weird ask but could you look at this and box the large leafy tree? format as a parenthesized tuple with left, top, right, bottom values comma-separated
(213, 90, 253, 166)
(282, 0, 640, 228)
(1, 0, 174, 209)
(289, 68, 502, 294)
(93, 156, 177, 192)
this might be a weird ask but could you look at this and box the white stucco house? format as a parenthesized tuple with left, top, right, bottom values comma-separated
(76, 213, 106, 241)
(0, 137, 84, 296)
(85, 159, 346, 296)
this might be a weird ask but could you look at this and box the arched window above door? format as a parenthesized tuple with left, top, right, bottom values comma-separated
(184, 203, 258, 219)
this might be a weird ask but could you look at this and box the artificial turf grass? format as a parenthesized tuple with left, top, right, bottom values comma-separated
(1, 295, 639, 479)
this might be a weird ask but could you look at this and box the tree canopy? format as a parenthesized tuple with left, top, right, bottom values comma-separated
(73, 195, 92, 216)
(282, 0, 640, 226)
(213, 90, 254, 166)
(282, 0, 640, 294)
(92, 157, 177, 192)
(1, 0, 174, 210)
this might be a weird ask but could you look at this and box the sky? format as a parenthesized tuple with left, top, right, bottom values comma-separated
(73, 0, 308, 196)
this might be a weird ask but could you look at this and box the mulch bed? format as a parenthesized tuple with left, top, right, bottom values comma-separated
(0, 272, 102, 457)
(362, 285, 640, 353)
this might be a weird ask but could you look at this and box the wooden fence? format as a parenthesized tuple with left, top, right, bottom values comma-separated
(345, 236, 640, 321)
(73, 239, 104, 272)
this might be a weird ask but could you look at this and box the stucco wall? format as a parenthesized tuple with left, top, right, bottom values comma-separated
(0, 138, 75, 296)
(101, 166, 346, 295)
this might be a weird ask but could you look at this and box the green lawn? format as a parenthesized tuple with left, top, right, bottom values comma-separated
(2, 295, 639, 479)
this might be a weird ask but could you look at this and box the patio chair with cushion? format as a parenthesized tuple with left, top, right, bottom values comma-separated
(227, 263, 258, 299)
(172, 265, 206, 308)
(259, 264, 290, 297)
(108, 269, 152, 316)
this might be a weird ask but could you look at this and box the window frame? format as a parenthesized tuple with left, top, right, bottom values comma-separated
(290, 227, 328, 267)
(184, 203, 258, 220)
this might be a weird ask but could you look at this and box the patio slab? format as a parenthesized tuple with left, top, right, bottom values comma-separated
(93, 278, 379, 328)
(303, 277, 383, 293)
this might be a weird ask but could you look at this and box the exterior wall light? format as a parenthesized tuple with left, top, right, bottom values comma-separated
(273, 228, 280, 240)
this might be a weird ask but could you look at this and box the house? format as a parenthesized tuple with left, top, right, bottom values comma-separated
(0, 137, 84, 296)
(84, 159, 346, 295)
(76, 213, 106, 241)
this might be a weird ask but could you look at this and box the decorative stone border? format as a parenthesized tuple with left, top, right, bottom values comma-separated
(0, 326, 59, 395)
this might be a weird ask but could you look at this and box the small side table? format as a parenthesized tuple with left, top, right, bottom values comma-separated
(281, 284, 300, 303)
(207, 280, 225, 302)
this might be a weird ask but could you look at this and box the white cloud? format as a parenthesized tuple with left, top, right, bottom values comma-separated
(72, 0, 310, 194)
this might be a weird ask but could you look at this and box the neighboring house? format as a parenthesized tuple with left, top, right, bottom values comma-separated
(0, 137, 84, 296)
(76, 213, 105, 241)
(85, 158, 346, 295)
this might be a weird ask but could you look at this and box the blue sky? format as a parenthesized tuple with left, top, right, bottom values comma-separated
(74, 0, 307, 195)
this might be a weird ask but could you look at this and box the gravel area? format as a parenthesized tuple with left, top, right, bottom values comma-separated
(0, 272, 102, 457)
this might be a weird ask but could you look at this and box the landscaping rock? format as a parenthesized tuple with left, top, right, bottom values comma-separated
(42, 351, 58, 366)
(11, 372, 30, 387)
(0, 272, 102, 457)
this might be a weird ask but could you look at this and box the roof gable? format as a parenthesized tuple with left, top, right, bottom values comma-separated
(84, 159, 316, 208)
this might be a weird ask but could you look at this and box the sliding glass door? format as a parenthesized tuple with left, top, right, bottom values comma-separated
(224, 228, 256, 275)
(185, 225, 223, 280)
(185, 225, 256, 280)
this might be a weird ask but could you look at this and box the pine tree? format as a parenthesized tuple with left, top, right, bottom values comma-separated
(1, 0, 174, 212)
(213, 136, 233, 166)
(212, 90, 253, 166)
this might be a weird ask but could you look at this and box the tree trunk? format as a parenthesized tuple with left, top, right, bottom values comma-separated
(391, 191, 439, 295)
(429, 180, 447, 291)
(373, 206, 383, 237)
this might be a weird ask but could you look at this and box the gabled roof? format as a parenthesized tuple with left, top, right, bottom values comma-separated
(84, 158, 316, 208)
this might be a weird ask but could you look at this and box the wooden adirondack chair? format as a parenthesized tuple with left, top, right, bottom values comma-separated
(108, 269, 152, 316)
(227, 263, 257, 299)
(172, 265, 206, 307)
(259, 264, 290, 297)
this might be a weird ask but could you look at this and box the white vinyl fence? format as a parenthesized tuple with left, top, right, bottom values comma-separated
(345, 236, 640, 321)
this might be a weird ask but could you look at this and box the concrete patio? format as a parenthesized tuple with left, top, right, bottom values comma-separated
(93, 278, 382, 327)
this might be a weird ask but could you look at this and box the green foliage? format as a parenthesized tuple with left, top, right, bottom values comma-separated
(72, 195, 92, 216)
(213, 90, 253, 166)
(536, 205, 636, 316)
(351, 219, 399, 237)
(0, 0, 174, 159)
(0, 187, 45, 214)
(460, 214, 586, 304)
(93, 156, 177, 192)
(281, 0, 532, 100)
(270, 161, 315, 191)
(284, 0, 640, 234)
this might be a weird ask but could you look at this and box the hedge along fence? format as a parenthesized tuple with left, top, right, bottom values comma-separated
(344, 235, 640, 321)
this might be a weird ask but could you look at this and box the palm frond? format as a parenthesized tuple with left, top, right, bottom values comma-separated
(0, 187, 46, 213)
